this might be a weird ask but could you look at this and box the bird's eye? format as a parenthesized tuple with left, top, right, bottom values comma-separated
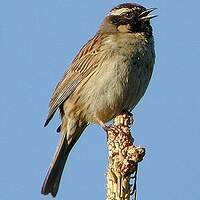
(123, 12, 134, 19)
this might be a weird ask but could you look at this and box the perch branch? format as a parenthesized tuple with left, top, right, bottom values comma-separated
(106, 112, 145, 200)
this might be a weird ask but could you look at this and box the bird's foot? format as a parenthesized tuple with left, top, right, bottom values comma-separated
(121, 109, 133, 117)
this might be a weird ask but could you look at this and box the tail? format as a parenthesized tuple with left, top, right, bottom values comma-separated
(41, 124, 87, 197)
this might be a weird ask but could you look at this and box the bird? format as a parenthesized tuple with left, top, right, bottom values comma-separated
(41, 3, 156, 197)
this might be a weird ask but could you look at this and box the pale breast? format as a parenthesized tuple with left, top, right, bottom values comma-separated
(66, 33, 155, 123)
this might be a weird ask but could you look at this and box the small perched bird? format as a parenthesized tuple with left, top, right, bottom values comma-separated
(41, 3, 156, 197)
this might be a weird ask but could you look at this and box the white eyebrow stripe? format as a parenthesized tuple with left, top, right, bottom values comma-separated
(109, 8, 133, 16)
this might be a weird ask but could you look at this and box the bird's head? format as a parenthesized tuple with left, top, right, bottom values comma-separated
(100, 3, 157, 36)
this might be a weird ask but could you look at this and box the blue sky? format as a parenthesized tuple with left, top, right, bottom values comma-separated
(0, 0, 199, 199)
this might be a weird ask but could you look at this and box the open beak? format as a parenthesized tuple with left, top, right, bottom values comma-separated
(139, 8, 158, 21)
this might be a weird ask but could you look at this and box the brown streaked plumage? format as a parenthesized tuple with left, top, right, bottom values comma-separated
(41, 3, 156, 197)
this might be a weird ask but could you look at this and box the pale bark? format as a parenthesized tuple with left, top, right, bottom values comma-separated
(106, 113, 145, 200)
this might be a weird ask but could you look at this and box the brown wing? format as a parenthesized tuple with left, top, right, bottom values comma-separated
(44, 33, 107, 127)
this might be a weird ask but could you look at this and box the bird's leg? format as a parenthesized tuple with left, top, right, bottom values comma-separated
(95, 118, 111, 132)
(95, 111, 133, 132)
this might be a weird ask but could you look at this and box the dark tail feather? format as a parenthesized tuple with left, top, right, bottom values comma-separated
(41, 125, 86, 197)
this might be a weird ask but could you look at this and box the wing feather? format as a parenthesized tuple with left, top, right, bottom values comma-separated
(44, 33, 107, 126)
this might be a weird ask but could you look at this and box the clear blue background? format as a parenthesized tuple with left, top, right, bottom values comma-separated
(0, 0, 199, 199)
